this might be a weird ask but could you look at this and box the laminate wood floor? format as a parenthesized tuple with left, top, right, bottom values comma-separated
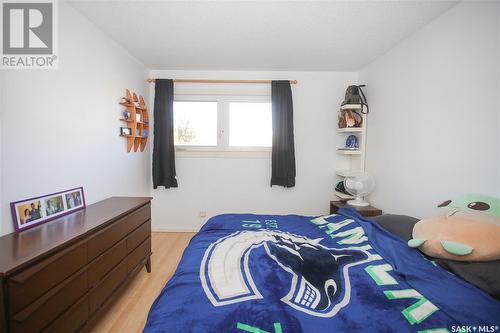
(87, 232, 195, 333)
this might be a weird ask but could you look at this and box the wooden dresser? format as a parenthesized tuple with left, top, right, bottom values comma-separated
(0, 196, 152, 333)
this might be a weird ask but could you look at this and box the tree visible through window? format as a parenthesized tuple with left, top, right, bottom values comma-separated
(176, 120, 196, 144)
(173, 101, 217, 146)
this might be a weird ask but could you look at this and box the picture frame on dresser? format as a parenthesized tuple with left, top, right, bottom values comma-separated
(10, 187, 86, 232)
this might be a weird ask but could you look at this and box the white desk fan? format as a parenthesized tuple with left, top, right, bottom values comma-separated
(344, 173, 375, 206)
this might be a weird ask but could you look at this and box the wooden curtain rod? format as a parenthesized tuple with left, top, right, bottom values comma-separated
(146, 78, 298, 84)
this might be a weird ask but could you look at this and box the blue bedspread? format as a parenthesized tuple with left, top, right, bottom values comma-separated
(144, 209, 500, 333)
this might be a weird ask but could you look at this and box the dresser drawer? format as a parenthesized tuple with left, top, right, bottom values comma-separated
(89, 259, 127, 315)
(127, 220, 151, 253)
(125, 203, 151, 234)
(10, 269, 88, 333)
(88, 216, 130, 261)
(127, 237, 151, 273)
(8, 241, 87, 314)
(41, 295, 88, 333)
(88, 239, 127, 287)
(87, 204, 150, 261)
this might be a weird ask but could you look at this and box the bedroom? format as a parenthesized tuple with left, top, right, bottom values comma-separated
(0, 0, 499, 332)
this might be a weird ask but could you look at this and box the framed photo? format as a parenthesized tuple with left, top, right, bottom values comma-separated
(120, 127, 132, 136)
(10, 187, 86, 232)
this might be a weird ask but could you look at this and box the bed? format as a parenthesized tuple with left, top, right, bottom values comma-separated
(143, 209, 500, 333)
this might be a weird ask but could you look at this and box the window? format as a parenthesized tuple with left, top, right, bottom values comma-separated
(229, 102, 272, 147)
(173, 96, 272, 153)
(173, 101, 217, 146)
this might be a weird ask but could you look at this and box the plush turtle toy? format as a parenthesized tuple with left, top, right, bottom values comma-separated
(408, 194, 500, 261)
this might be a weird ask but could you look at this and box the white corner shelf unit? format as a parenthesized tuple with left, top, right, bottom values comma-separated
(335, 104, 368, 200)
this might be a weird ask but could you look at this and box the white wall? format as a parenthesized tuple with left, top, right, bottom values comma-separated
(0, 2, 150, 235)
(149, 70, 357, 231)
(359, 1, 500, 218)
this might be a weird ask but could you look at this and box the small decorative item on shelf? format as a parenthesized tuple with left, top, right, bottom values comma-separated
(338, 110, 362, 128)
(133, 93, 141, 108)
(337, 112, 346, 128)
(120, 97, 130, 104)
(344, 135, 359, 150)
(120, 127, 132, 136)
(143, 129, 149, 137)
(335, 181, 350, 196)
(136, 113, 141, 122)
(123, 111, 131, 119)
(341, 85, 369, 114)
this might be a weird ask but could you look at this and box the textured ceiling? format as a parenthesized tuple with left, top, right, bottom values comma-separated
(69, 0, 457, 71)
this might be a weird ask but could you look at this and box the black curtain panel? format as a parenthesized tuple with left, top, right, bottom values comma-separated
(271, 80, 296, 187)
(152, 79, 178, 189)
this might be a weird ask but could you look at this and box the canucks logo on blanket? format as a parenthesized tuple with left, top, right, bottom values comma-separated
(144, 209, 500, 333)
(201, 230, 372, 317)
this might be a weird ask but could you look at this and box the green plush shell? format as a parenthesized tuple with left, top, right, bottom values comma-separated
(408, 194, 500, 256)
(439, 194, 500, 217)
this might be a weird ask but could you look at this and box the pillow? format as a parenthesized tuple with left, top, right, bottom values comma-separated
(372, 214, 418, 241)
(433, 258, 500, 301)
(373, 214, 500, 301)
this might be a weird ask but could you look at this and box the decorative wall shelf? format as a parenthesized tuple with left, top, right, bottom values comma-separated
(340, 104, 365, 111)
(336, 149, 362, 155)
(334, 190, 355, 200)
(119, 89, 149, 152)
(335, 169, 361, 177)
(337, 127, 363, 133)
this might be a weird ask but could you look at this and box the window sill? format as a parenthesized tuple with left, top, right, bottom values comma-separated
(175, 148, 271, 159)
